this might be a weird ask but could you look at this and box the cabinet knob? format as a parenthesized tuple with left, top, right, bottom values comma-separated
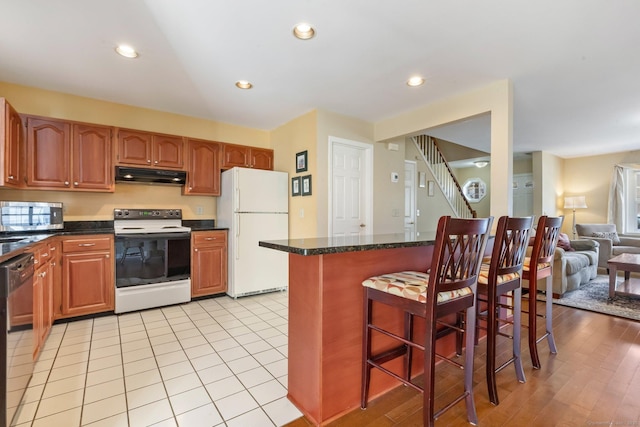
(106, 254, 109, 258)
(194, 248, 198, 252)
(154, 160, 158, 164)
(204, 237, 216, 241)
(74, 182, 79, 186)
(64, 181, 70, 186)
(8, 175, 14, 180)
(78, 243, 96, 247)
(147, 159, 151, 163)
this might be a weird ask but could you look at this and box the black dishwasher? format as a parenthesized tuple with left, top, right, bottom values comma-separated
(1, 252, 35, 427)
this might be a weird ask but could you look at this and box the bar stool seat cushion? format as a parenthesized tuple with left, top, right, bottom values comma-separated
(522, 258, 551, 271)
(477, 263, 520, 285)
(362, 271, 472, 303)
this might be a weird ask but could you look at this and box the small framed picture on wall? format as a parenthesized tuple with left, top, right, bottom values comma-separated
(292, 176, 301, 196)
(301, 175, 312, 196)
(296, 150, 308, 173)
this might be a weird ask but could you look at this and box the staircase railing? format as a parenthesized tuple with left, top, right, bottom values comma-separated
(413, 135, 476, 218)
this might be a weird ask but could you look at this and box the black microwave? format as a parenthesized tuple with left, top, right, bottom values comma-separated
(0, 201, 63, 232)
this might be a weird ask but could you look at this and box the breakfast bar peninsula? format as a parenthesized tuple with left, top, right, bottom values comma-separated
(260, 232, 454, 425)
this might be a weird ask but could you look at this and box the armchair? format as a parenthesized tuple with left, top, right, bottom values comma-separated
(575, 223, 640, 270)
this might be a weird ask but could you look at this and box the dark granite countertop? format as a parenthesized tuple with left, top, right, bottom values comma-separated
(259, 231, 438, 256)
(0, 219, 225, 262)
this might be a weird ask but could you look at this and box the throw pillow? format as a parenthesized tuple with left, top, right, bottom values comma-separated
(592, 231, 621, 245)
(557, 233, 574, 251)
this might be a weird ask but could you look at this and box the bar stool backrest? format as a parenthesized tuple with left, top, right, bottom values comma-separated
(490, 216, 534, 279)
(530, 216, 563, 268)
(428, 216, 493, 305)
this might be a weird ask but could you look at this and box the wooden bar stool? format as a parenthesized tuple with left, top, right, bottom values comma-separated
(475, 215, 533, 405)
(361, 216, 492, 426)
(522, 215, 563, 369)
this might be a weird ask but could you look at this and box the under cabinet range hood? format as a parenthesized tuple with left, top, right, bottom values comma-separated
(115, 166, 187, 185)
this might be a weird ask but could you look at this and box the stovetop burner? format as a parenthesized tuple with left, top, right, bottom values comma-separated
(114, 208, 191, 234)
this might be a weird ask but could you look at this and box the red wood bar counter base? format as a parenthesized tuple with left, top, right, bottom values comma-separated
(260, 233, 485, 426)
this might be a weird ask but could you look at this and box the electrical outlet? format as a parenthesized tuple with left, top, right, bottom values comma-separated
(196, 206, 204, 215)
(299, 208, 304, 218)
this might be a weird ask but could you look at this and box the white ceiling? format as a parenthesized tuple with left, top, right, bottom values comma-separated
(1, 0, 639, 158)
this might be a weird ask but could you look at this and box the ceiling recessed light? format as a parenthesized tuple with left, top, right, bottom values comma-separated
(293, 22, 315, 40)
(474, 161, 489, 168)
(407, 76, 425, 87)
(115, 45, 138, 59)
(235, 80, 253, 89)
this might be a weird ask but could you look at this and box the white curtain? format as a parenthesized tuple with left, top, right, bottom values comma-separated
(608, 165, 624, 229)
(608, 163, 640, 232)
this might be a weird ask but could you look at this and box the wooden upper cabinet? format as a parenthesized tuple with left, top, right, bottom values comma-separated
(221, 143, 274, 170)
(250, 147, 274, 170)
(0, 98, 22, 187)
(117, 129, 184, 170)
(183, 139, 221, 196)
(73, 124, 113, 191)
(117, 129, 151, 167)
(24, 115, 113, 192)
(25, 116, 71, 189)
(153, 134, 184, 169)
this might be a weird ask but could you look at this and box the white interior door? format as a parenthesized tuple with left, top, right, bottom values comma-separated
(329, 137, 373, 237)
(404, 161, 417, 233)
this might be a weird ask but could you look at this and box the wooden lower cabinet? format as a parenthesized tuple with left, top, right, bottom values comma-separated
(60, 235, 114, 318)
(191, 230, 228, 297)
(33, 241, 55, 359)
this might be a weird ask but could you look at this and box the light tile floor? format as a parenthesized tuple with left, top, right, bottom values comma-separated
(12, 291, 302, 427)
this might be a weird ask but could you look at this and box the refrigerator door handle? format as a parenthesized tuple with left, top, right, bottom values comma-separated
(235, 213, 240, 260)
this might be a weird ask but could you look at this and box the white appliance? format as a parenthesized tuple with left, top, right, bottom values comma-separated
(217, 167, 289, 298)
(113, 208, 192, 314)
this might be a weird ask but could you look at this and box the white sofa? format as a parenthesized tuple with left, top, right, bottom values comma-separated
(575, 223, 640, 270)
(552, 239, 599, 297)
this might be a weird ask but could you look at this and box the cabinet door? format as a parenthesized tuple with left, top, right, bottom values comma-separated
(1, 99, 22, 187)
(221, 143, 249, 169)
(250, 148, 274, 170)
(191, 231, 227, 297)
(61, 251, 113, 317)
(73, 124, 113, 191)
(25, 116, 71, 188)
(33, 272, 43, 359)
(117, 129, 152, 166)
(184, 139, 220, 195)
(153, 135, 184, 169)
(40, 260, 53, 345)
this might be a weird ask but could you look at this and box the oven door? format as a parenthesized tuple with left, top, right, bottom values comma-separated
(115, 232, 191, 288)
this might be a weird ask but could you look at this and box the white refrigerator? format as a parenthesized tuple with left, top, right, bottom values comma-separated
(217, 167, 289, 297)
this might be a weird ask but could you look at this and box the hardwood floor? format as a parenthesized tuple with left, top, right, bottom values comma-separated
(284, 301, 640, 426)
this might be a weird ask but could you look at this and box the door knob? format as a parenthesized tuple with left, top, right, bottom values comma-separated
(360, 224, 366, 228)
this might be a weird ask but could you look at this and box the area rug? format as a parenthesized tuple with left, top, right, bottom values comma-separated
(544, 275, 640, 322)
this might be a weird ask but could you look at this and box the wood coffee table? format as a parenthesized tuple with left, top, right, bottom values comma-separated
(608, 253, 640, 298)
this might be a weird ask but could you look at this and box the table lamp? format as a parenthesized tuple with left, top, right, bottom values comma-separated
(564, 195, 587, 239)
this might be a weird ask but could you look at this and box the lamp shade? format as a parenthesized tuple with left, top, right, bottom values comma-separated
(564, 195, 587, 209)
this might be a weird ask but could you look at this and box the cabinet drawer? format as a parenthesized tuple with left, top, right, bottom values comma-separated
(193, 231, 227, 246)
(62, 236, 112, 253)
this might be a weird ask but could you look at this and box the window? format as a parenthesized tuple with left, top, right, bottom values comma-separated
(623, 168, 640, 234)
(462, 178, 487, 203)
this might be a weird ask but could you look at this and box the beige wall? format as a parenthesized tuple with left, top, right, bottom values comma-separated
(563, 150, 640, 231)
(0, 81, 270, 221)
(405, 140, 456, 232)
(271, 110, 318, 239)
(0, 81, 269, 146)
(375, 80, 514, 221)
(454, 166, 491, 218)
(0, 185, 214, 221)
(316, 109, 376, 236)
